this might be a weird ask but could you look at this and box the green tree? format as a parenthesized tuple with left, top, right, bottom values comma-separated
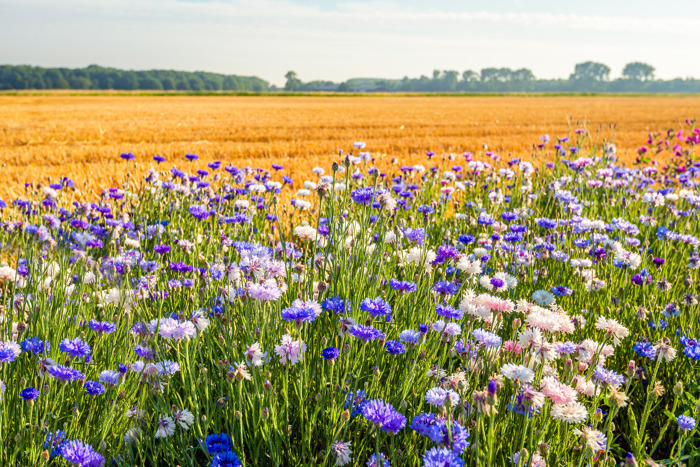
(569, 61, 611, 82)
(622, 62, 655, 81)
(284, 71, 302, 91)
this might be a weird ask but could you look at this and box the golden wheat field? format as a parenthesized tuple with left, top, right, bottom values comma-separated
(1, 94, 700, 199)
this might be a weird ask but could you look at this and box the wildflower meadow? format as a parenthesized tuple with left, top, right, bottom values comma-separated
(0, 124, 699, 466)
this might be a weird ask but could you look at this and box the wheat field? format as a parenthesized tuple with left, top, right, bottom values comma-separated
(1, 94, 699, 198)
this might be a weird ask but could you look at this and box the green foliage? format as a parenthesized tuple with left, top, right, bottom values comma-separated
(0, 65, 269, 92)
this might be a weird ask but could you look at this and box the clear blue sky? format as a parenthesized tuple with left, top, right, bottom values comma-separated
(1, 0, 699, 86)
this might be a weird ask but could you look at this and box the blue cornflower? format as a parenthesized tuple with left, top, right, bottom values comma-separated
(384, 340, 406, 355)
(48, 365, 84, 382)
(349, 325, 385, 341)
(360, 297, 392, 320)
(204, 433, 233, 454)
(435, 304, 463, 320)
(120, 152, 135, 160)
(403, 228, 425, 245)
(500, 211, 518, 223)
(280, 306, 316, 324)
(322, 297, 350, 314)
(633, 342, 657, 360)
(21, 337, 49, 354)
(321, 347, 340, 361)
(84, 381, 105, 396)
(367, 453, 390, 467)
(551, 286, 573, 296)
(188, 205, 212, 220)
(434, 245, 460, 264)
(677, 415, 696, 431)
(20, 387, 39, 401)
(59, 338, 91, 359)
(211, 451, 243, 467)
(350, 187, 380, 205)
(345, 390, 369, 417)
(472, 329, 502, 348)
(99, 370, 120, 386)
(185, 153, 199, 161)
(388, 278, 417, 293)
(458, 235, 475, 245)
(88, 319, 116, 334)
(536, 218, 558, 229)
(432, 281, 459, 295)
(399, 329, 421, 345)
(135, 345, 155, 360)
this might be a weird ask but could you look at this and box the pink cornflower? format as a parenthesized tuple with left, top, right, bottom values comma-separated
(275, 334, 306, 365)
(540, 376, 577, 405)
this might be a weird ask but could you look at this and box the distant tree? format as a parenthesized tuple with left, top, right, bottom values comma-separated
(570, 61, 611, 82)
(511, 68, 535, 82)
(461, 70, 479, 82)
(161, 77, 176, 91)
(622, 62, 655, 81)
(284, 71, 302, 91)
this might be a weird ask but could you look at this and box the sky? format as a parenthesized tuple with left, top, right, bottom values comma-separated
(1, 0, 699, 86)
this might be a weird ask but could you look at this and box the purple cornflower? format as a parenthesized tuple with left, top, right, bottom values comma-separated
(593, 365, 625, 388)
(0, 342, 20, 363)
(153, 155, 166, 163)
(384, 340, 406, 355)
(20, 387, 39, 401)
(435, 304, 463, 320)
(185, 153, 199, 161)
(188, 205, 212, 220)
(88, 319, 116, 334)
(321, 347, 340, 361)
(84, 381, 105, 396)
(652, 257, 665, 267)
(120, 152, 135, 161)
(59, 338, 91, 359)
(360, 399, 406, 434)
(154, 244, 171, 255)
(423, 447, 465, 466)
(59, 439, 104, 467)
(98, 370, 120, 386)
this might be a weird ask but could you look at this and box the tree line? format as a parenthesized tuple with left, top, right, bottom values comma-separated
(285, 62, 700, 93)
(0, 65, 269, 91)
(2, 62, 700, 93)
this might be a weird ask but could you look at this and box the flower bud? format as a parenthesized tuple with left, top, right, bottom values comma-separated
(341, 410, 351, 422)
(673, 381, 684, 396)
(261, 408, 269, 420)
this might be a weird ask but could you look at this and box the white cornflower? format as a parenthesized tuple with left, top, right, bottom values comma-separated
(154, 417, 176, 438)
